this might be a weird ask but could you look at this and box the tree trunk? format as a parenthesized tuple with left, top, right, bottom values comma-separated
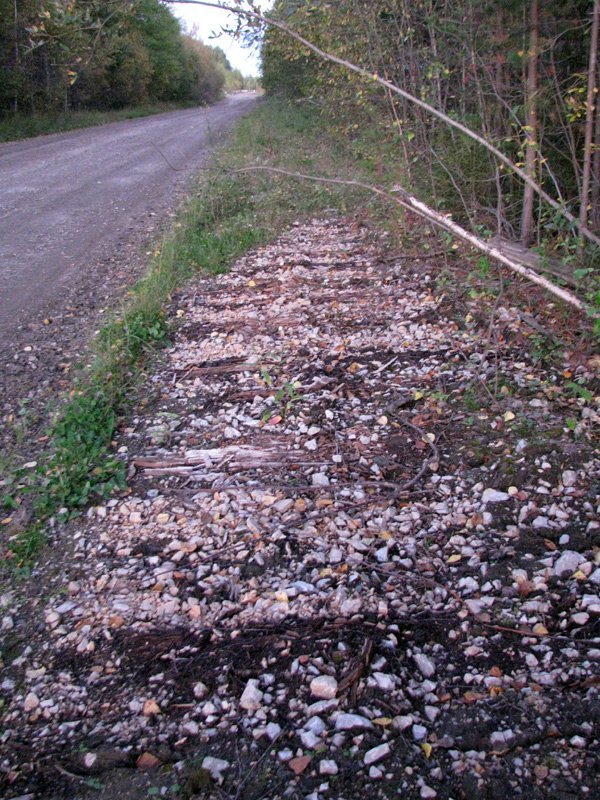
(579, 0, 600, 237)
(13, 0, 19, 113)
(520, 0, 539, 248)
(592, 76, 600, 232)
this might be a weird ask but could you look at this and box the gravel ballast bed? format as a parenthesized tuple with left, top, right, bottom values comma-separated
(1, 218, 599, 799)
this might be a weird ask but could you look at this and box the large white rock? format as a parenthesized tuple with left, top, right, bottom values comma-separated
(481, 488, 510, 504)
(239, 679, 263, 711)
(310, 675, 338, 699)
(553, 550, 584, 577)
(364, 743, 391, 765)
(319, 759, 338, 776)
(334, 713, 374, 731)
(202, 756, 229, 784)
(561, 470, 577, 487)
(413, 653, 436, 678)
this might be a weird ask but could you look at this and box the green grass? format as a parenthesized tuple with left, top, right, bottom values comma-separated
(0, 102, 196, 143)
(1, 98, 376, 569)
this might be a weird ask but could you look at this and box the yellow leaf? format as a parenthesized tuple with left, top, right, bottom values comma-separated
(503, 411, 515, 422)
(379, 531, 393, 541)
(274, 592, 289, 603)
(421, 743, 432, 758)
(533, 623, 549, 636)
(414, 390, 424, 400)
(248, 279, 256, 287)
(373, 717, 393, 727)
(447, 554, 462, 564)
(573, 570, 586, 580)
(348, 362, 361, 374)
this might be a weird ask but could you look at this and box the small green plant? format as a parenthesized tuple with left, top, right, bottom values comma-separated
(462, 388, 480, 412)
(36, 386, 126, 516)
(262, 381, 302, 421)
(564, 380, 593, 403)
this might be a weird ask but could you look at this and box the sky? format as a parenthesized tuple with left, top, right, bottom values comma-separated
(171, 1, 274, 77)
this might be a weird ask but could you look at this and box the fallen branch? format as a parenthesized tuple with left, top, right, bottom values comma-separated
(233, 166, 593, 316)
(134, 445, 288, 470)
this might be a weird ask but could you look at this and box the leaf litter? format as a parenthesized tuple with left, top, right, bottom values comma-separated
(1, 217, 599, 799)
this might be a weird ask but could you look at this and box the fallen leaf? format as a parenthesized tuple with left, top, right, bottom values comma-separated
(289, 755, 312, 775)
(447, 554, 462, 564)
(137, 752, 161, 771)
(373, 717, 393, 727)
(421, 743, 432, 758)
(464, 691, 486, 704)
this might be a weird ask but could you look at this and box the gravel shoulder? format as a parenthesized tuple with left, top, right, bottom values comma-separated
(0, 94, 259, 432)
(0, 218, 599, 799)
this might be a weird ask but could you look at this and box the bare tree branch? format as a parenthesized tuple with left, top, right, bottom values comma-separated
(168, 0, 600, 248)
(233, 165, 593, 315)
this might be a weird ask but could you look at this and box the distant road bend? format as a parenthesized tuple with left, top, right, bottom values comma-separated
(0, 93, 259, 350)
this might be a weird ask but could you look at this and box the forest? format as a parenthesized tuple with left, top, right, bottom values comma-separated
(261, 0, 600, 290)
(0, 0, 251, 114)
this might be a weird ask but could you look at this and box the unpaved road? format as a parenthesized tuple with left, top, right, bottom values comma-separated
(0, 93, 258, 353)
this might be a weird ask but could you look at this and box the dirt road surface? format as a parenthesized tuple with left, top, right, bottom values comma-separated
(0, 93, 258, 423)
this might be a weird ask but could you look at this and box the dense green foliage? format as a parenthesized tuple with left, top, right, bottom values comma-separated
(262, 0, 600, 251)
(0, 0, 242, 114)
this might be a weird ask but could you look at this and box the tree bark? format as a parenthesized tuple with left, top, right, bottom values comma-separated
(520, 0, 539, 248)
(580, 0, 600, 237)
(592, 76, 600, 232)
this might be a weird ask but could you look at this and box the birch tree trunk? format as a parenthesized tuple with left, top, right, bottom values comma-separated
(520, 0, 539, 248)
(579, 0, 600, 237)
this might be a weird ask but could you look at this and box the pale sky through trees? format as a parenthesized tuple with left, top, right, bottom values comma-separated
(173, 1, 274, 76)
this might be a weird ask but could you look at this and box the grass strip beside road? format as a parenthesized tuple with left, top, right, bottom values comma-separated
(0, 102, 200, 143)
(1, 99, 372, 569)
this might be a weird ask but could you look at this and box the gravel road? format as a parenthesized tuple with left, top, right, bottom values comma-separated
(0, 93, 258, 353)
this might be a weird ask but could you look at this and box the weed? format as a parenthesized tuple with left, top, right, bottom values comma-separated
(529, 333, 561, 365)
(0, 102, 195, 143)
(462, 388, 481, 412)
(37, 386, 126, 515)
(564, 380, 593, 403)
(262, 381, 302, 421)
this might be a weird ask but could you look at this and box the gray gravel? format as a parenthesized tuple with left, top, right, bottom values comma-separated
(0, 93, 258, 351)
(1, 218, 598, 800)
